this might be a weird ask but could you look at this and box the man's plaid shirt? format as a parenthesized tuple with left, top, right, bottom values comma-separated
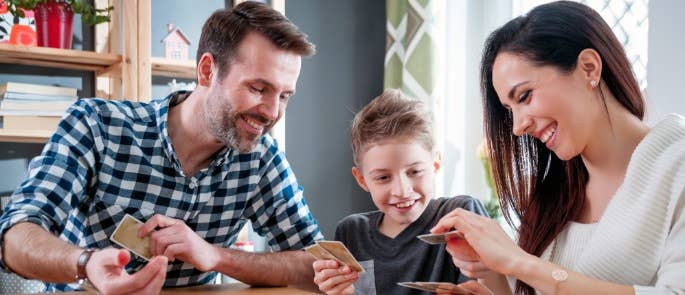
(0, 92, 323, 291)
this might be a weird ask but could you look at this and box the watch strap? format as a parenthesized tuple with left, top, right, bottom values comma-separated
(76, 248, 97, 281)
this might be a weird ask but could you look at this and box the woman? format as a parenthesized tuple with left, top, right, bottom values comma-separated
(432, 1, 685, 294)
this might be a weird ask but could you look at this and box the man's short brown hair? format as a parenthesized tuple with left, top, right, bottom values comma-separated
(197, 1, 315, 79)
(350, 89, 434, 167)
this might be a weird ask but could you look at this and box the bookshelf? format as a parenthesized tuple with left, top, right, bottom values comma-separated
(0, 44, 121, 72)
(0, 0, 197, 143)
(0, 129, 54, 144)
(151, 57, 196, 79)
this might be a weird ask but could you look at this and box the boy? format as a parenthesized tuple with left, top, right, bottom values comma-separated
(312, 89, 488, 294)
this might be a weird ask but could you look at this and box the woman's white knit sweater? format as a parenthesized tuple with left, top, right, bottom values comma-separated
(538, 114, 685, 294)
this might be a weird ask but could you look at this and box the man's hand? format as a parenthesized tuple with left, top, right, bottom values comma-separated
(138, 214, 220, 272)
(87, 248, 167, 295)
(312, 260, 358, 295)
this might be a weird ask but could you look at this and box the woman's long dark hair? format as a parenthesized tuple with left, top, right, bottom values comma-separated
(479, 2, 644, 294)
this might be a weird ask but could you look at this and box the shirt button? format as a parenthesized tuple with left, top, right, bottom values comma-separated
(189, 182, 196, 189)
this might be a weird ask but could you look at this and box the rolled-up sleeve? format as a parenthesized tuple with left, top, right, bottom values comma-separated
(0, 101, 99, 271)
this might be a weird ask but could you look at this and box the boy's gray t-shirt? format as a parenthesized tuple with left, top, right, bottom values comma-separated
(334, 196, 488, 295)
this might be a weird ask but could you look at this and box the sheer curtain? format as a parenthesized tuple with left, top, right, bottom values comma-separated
(384, 0, 515, 202)
(384, 0, 447, 194)
(433, 0, 511, 201)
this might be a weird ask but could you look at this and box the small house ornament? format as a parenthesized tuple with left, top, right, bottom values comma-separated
(162, 23, 190, 60)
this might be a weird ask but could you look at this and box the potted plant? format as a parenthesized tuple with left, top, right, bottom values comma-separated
(4, 0, 112, 48)
(477, 139, 502, 220)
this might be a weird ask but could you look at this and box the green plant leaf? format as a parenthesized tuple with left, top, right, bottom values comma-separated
(6, 0, 113, 25)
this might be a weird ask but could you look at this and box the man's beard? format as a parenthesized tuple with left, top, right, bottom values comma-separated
(204, 91, 274, 153)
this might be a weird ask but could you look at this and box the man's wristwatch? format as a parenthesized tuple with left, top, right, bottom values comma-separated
(76, 248, 99, 293)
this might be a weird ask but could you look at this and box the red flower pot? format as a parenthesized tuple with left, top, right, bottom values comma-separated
(34, 0, 74, 49)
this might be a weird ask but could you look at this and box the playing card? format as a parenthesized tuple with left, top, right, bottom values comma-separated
(304, 243, 343, 264)
(417, 230, 464, 245)
(110, 214, 152, 260)
(398, 281, 471, 294)
(303, 240, 365, 272)
(315, 241, 365, 272)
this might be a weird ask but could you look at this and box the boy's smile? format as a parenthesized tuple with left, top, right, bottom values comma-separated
(352, 138, 440, 238)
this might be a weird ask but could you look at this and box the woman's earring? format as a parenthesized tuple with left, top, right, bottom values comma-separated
(590, 80, 598, 88)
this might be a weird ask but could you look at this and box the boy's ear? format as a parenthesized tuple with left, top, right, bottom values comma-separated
(351, 167, 369, 192)
(433, 151, 442, 172)
(577, 48, 602, 87)
(197, 52, 215, 87)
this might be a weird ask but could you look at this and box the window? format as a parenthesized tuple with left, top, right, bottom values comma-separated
(437, 0, 649, 208)
(171, 50, 181, 60)
(513, 0, 649, 90)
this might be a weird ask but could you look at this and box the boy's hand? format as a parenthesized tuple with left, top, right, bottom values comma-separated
(312, 260, 358, 295)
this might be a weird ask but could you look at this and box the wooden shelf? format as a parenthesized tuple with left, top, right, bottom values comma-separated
(151, 57, 196, 79)
(0, 43, 121, 73)
(0, 129, 53, 143)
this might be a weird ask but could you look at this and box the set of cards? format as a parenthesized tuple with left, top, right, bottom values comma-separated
(416, 230, 464, 245)
(110, 214, 152, 260)
(304, 240, 365, 272)
(396, 231, 471, 293)
(110, 216, 468, 293)
(397, 282, 471, 294)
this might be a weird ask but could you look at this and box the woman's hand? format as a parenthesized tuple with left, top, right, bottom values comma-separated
(432, 208, 530, 275)
(437, 280, 494, 295)
(444, 238, 491, 278)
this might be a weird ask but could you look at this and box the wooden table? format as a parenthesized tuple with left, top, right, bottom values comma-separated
(162, 284, 318, 294)
(54, 283, 319, 294)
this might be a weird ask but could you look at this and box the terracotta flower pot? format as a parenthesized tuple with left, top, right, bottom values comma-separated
(34, 0, 74, 49)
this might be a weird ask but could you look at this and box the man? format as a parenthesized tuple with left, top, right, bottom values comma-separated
(0, 2, 322, 294)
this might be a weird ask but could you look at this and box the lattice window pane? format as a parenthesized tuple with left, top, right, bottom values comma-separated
(513, 0, 649, 90)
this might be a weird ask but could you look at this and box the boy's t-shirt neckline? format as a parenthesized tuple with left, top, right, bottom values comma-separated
(372, 198, 439, 242)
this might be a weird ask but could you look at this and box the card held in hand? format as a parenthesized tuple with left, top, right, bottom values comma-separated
(315, 241, 365, 273)
(110, 214, 152, 260)
(397, 281, 471, 294)
(417, 230, 464, 245)
(304, 243, 343, 264)
(303, 240, 365, 273)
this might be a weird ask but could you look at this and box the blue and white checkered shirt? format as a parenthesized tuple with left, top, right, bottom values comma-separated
(0, 92, 322, 291)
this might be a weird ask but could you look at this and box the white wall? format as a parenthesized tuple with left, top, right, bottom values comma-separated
(646, 0, 685, 124)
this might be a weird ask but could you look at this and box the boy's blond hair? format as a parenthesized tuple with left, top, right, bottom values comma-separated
(350, 89, 434, 167)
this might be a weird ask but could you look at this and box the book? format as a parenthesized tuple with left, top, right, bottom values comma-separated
(0, 99, 75, 112)
(0, 115, 62, 131)
(0, 110, 65, 117)
(1, 91, 77, 102)
(0, 82, 78, 97)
